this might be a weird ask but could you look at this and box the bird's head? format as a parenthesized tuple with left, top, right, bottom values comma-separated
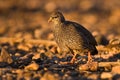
(48, 11, 65, 25)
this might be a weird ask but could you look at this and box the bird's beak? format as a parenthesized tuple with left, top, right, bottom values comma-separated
(48, 17, 52, 23)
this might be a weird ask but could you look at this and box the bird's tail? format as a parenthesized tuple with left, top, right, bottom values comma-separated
(90, 46, 98, 55)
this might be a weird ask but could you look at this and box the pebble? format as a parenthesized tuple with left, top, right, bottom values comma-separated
(25, 62, 39, 70)
(0, 48, 13, 64)
(41, 72, 60, 80)
(112, 66, 120, 74)
(32, 53, 40, 60)
(17, 44, 29, 51)
(88, 73, 98, 80)
(101, 72, 112, 79)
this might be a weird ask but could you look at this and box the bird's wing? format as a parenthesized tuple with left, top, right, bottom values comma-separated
(62, 22, 90, 50)
(71, 22, 97, 46)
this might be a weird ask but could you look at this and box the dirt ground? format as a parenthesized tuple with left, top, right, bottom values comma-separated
(0, 0, 120, 80)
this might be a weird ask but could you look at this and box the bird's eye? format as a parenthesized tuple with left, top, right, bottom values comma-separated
(53, 16, 58, 18)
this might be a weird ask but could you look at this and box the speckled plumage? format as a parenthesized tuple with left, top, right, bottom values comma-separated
(48, 11, 98, 55)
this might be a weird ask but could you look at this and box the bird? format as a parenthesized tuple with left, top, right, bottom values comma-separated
(48, 11, 98, 64)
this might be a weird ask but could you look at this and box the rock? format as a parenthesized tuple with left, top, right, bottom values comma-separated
(34, 29, 42, 39)
(0, 48, 13, 64)
(24, 62, 39, 70)
(15, 52, 21, 57)
(88, 73, 98, 80)
(14, 69, 24, 80)
(6, 73, 14, 80)
(23, 72, 33, 80)
(32, 53, 40, 60)
(112, 66, 120, 74)
(79, 64, 89, 71)
(89, 62, 98, 71)
(17, 44, 29, 51)
(101, 72, 112, 79)
(41, 72, 60, 80)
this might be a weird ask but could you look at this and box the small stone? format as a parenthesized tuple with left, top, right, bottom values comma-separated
(79, 64, 89, 71)
(34, 29, 42, 39)
(88, 73, 98, 80)
(23, 33, 33, 39)
(24, 72, 33, 80)
(6, 73, 14, 80)
(89, 62, 98, 71)
(45, 51, 54, 58)
(15, 53, 21, 57)
(32, 53, 40, 60)
(112, 66, 120, 74)
(47, 33, 54, 40)
(25, 62, 39, 70)
(0, 48, 13, 64)
(41, 72, 60, 80)
(13, 69, 23, 74)
(14, 69, 24, 80)
(17, 44, 29, 51)
(101, 72, 112, 79)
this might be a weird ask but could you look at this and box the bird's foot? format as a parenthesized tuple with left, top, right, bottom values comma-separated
(70, 57, 77, 63)
(81, 52, 98, 71)
(87, 52, 93, 63)
(87, 58, 93, 64)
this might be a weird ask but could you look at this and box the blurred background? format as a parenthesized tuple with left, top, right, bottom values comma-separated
(0, 0, 120, 40)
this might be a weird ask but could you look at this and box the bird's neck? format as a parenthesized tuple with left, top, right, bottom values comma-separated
(53, 20, 63, 25)
(53, 22, 64, 33)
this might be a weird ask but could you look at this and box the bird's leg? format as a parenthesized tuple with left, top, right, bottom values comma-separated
(87, 52, 93, 63)
(59, 53, 77, 64)
(59, 50, 77, 64)
(70, 53, 77, 63)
